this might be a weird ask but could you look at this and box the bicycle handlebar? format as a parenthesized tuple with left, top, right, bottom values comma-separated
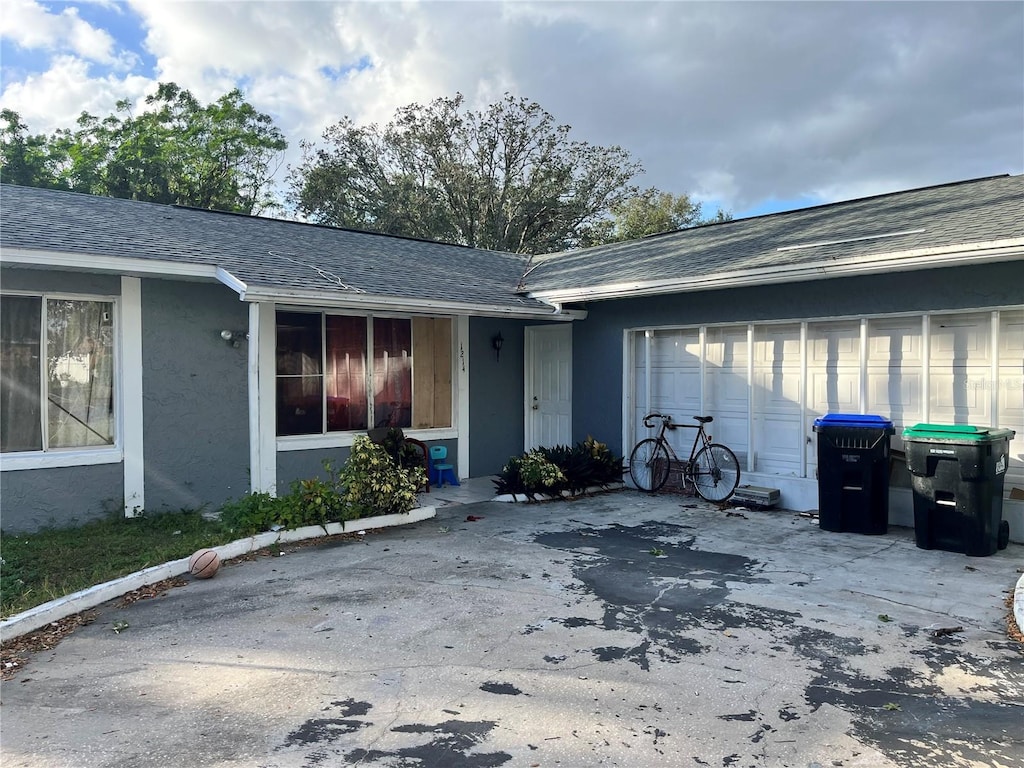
(642, 412, 675, 430)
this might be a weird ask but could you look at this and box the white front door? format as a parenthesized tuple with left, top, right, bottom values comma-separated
(525, 324, 572, 449)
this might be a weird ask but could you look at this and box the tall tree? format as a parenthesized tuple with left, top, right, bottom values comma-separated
(290, 94, 644, 254)
(591, 188, 733, 243)
(0, 109, 69, 189)
(0, 84, 288, 215)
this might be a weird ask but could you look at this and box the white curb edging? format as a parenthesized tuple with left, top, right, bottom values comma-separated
(493, 482, 625, 503)
(0, 506, 436, 643)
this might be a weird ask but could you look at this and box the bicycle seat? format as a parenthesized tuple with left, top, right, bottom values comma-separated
(693, 415, 714, 424)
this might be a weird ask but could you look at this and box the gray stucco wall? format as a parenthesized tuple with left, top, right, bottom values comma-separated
(1, 268, 124, 531)
(469, 317, 530, 476)
(141, 279, 250, 513)
(1, 463, 124, 532)
(277, 448, 348, 490)
(571, 262, 1024, 456)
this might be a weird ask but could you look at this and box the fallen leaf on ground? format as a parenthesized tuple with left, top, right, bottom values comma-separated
(118, 576, 188, 607)
(1, 612, 97, 680)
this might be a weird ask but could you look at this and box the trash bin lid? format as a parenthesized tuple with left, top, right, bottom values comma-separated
(902, 423, 1016, 443)
(813, 413, 894, 431)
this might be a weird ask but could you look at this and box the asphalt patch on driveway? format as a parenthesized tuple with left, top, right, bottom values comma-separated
(274, 700, 511, 768)
(534, 519, 1024, 768)
(343, 720, 511, 767)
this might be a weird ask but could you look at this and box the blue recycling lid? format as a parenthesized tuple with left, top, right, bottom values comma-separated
(813, 413, 894, 431)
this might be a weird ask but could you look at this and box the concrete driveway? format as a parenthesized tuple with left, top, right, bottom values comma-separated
(2, 490, 1022, 768)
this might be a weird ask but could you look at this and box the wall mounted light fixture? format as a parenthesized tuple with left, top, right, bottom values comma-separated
(220, 329, 248, 348)
(491, 332, 504, 362)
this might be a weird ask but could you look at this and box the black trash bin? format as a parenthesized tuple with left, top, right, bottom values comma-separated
(812, 414, 895, 534)
(902, 424, 1015, 557)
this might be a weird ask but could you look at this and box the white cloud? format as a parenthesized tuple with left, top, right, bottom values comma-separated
(0, 0, 124, 66)
(1, 1, 1021, 215)
(0, 55, 152, 132)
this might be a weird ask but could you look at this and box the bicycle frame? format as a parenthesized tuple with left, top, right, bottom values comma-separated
(645, 414, 711, 465)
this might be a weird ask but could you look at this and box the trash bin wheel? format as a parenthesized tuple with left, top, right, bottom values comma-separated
(998, 520, 1010, 550)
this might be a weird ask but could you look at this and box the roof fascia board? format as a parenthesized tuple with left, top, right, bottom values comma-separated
(528, 239, 1024, 303)
(0, 248, 575, 317)
(1, 248, 221, 281)
(242, 285, 584, 321)
(214, 266, 248, 296)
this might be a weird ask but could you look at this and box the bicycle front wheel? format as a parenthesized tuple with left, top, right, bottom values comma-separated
(691, 444, 741, 502)
(629, 438, 671, 492)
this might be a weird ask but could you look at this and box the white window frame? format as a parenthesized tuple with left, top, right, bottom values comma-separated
(274, 308, 459, 450)
(0, 289, 123, 471)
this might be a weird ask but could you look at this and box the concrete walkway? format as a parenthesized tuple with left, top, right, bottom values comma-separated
(1, 490, 1021, 768)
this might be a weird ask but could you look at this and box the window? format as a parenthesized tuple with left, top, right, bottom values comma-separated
(1, 295, 116, 453)
(276, 311, 452, 437)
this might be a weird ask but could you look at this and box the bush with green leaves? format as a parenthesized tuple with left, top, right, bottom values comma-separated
(218, 491, 290, 536)
(218, 440, 425, 533)
(494, 436, 623, 499)
(336, 435, 425, 519)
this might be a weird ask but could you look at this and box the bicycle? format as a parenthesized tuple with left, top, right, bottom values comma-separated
(628, 413, 741, 502)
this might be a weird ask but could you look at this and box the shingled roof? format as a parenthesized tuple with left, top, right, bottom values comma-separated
(2, 176, 1021, 311)
(0, 184, 559, 318)
(520, 174, 1024, 302)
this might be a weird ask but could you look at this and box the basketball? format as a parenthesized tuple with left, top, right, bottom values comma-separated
(188, 548, 221, 579)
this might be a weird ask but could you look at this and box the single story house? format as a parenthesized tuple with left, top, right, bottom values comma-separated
(1, 175, 1022, 539)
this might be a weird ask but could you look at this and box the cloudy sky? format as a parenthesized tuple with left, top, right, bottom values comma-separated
(1, 0, 1022, 217)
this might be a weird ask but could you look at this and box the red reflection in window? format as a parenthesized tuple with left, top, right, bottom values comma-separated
(326, 315, 368, 431)
(373, 318, 411, 428)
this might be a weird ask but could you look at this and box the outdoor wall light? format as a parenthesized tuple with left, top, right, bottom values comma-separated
(220, 329, 248, 348)
(492, 332, 504, 362)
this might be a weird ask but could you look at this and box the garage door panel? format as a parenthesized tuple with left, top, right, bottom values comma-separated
(930, 313, 990, 363)
(753, 414, 802, 475)
(929, 368, 992, 424)
(705, 328, 748, 365)
(753, 370, 801, 412)
(810, 370, 859, 413)
(754, 325, 801, 364)
(652, 369, 700, 409)
(868, 319, 921, 362)
(867, 371, 922, 426)
(707, 370, 749, 408)
(652, 331, 699, 364)
(809, 323, 859, 366)
(706, 414, 748, 458)
(1000, 310, 1024, 357)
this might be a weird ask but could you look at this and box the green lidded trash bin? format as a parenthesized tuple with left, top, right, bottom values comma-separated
(812, 414, 895, 535)
(902, 424, 1015, 557)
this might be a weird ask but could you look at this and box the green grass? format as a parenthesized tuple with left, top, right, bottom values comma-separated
(1, 510, 239, 619)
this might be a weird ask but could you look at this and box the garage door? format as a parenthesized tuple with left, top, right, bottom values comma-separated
(628, 309, 1023, 498)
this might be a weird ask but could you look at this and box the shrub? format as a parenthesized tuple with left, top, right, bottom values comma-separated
(218, 491, 289, 536)
(336, 435, 424, 519)
(494, 436, 623, 499)
(218, 441, 425, 533)
(278, 469, 349, 528)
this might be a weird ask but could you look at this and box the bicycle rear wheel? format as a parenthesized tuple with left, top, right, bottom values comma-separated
(629, 438, 671, 492)
(691, 444, 740, 502)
